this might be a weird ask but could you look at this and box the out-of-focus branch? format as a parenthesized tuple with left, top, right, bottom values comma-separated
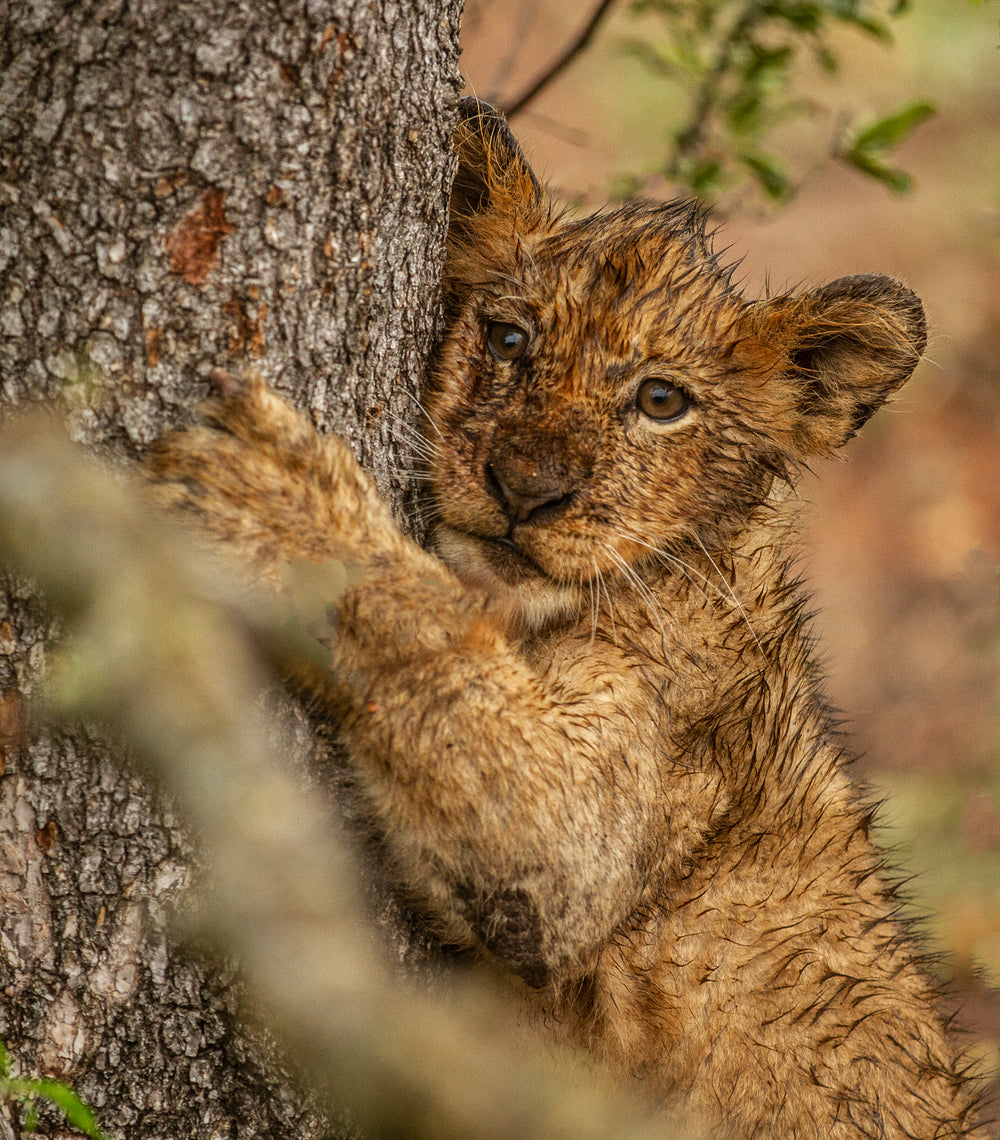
(666, 2, 766, 177)
(502, 0, 618, 118)
(0, 415, 702, 1140)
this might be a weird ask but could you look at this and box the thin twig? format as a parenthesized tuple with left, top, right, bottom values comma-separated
(668, 0, 767, 175)
(502, 0, 619, 118)
(484, 0, 542, 104)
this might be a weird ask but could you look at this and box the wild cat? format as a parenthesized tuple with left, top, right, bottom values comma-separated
(148, 100, 988, 1137)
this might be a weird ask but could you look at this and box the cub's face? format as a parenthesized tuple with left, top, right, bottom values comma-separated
(425, 205, 776, 622)
(424, 102, 926, 628)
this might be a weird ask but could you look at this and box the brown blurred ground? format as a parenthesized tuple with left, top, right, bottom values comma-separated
(463, 0, 1000, 1104)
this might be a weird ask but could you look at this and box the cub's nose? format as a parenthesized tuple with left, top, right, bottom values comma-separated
(486, 460, 571, 526)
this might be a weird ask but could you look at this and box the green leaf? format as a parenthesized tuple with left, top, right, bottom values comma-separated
(768, 1, 823, 33)
(630, 0, 685, 12)
(841, 13, 892, 39)
(853, 101, 935, 152)
(33, 1080, 107, 1139)
(814, 42, 839, 72)
(672, 153, 724, 198)
(824, 0, 892, 36)
(609, 172, 644, 200)
(841, 147, 913, 193)
(621, 37, 681, 78)
(741, 152, 789, 199)
(0, 1038, 9, 1079)
(671, 26, 706, 72)
(741, 42, 794, 84)
(727, 90, 765, 135)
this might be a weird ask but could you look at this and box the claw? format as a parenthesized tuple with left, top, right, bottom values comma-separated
(209, 367, 245, 399)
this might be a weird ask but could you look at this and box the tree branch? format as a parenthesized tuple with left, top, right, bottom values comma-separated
(501, 0, 619, 119)
(668, 0, 767, 175)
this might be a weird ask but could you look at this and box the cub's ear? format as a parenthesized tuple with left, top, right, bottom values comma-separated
(451, 97, 545, 236)
(750, 274, 926, 457)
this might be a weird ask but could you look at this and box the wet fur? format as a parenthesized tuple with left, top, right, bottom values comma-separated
(146, 100, 989, 1137)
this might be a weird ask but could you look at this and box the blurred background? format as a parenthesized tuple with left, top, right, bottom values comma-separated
(461, 0, 1000, 1103)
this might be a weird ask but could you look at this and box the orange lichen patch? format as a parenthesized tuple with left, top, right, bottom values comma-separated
(36, 819, 58, 851)
(0, 688, 23, 773)
(165, 187, 233, 286)
(146, 326, 165, 368)
(222, 297, 267, 357)
(249, 305, 267, 354)
(265, 185, 286, 207)
(328, 31, 356, 90)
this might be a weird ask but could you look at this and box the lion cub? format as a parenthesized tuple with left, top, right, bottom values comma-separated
(148, 101, 988, 1137)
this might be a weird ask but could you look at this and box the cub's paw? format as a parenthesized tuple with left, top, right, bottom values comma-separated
(144, 369, 338, 575)
(149, 368, 314, 479)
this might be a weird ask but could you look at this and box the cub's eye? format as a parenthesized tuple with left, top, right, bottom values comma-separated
(487, 321, 529, 362)
(636, 378, 691, 422)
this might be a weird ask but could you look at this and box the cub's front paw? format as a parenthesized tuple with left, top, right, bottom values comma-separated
(145, 370, 348, 578)
(197, 368, 320, 453)
(148, 369, 313, 494)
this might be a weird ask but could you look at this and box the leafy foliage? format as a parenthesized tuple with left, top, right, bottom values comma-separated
(623, 0, 933, 201)
(841, 99, 935, 191)
(0, 1039, 110, 1140)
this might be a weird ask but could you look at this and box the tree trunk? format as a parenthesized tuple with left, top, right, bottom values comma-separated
(0, 1, 462, 1135)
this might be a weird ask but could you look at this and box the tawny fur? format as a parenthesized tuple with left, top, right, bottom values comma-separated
(146, 100, 990, 1138)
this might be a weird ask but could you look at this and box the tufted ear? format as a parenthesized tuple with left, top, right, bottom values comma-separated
(450, 97, 545, 237)
(748, 274, 926, 458)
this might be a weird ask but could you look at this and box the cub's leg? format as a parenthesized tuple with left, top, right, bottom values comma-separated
(147, 375, 718, 987)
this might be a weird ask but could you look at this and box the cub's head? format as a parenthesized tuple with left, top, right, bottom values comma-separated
(424, 99, 925, 629)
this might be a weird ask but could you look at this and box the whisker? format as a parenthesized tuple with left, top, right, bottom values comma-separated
(594, 558, 617, 646)
(618, 527, 763, 654)
(511, 243, 541, 288)
(605, 545, 668, 650)
(658, 551, 715, 602)
(403, 390, 446, 442)
(384, 466, 434, 483)
(471, 269, 541, 300)
(382, 432, 435, 464)
(383, 438, 439, 474)
(617, 528, 713, 603)
(383, 412, 444, 459)
(584, 565, 598, 647)
(693, 533, 763, 653)
(379, 435, 437, 466)
(420, 497, 443, 522)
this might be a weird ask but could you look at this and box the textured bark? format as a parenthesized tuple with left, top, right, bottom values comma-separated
(0, 0, 462, 1135)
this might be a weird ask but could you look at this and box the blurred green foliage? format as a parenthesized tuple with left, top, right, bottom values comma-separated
(877, 769, 1000, 987)
(622, 0, 935, 200)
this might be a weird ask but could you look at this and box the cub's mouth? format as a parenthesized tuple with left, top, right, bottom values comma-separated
(433, 524, 583, 632)
(475, 533, 546, 583)
(432, 525, 549, 589)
